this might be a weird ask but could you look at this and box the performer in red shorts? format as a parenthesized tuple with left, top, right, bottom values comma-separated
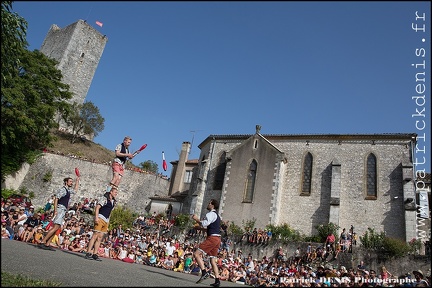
(107, 136, 136, 191)
(192, 199, 222, 287)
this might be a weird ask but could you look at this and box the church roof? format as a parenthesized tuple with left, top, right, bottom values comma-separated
(198, 133, 417, 148)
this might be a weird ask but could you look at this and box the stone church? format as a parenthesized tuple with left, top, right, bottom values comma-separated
(168, 125, 429, 243)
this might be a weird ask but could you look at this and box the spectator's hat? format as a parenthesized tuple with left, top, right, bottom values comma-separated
(30, 205, 34, 209)
(413, 270, 424, 279)
(20, 206, 25, 210)
(1, 219, 6, 223)
(318, 264, 325, 269)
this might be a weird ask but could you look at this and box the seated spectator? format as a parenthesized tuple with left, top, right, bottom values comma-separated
(68, 236, 84, 252)
(161, 254, 175, 270)
(20, 224, 34, 242)
(219, 264, 230, 281)
(147, 254, 157, 266)
(122, 248, 136, 263)
(61, 234, 71, 250)
(14, 207, 28, 235)
(16, 223, 28, 241)
(2, 227, 11, 239)
(42, 215, 54, 231)
(173, 257, 184, 272)
(233, 265, 247, 284)
(117, 244, 128, 260)
(33, 226, 44, 244)
(247, 270, 259, 286)
(183, 253, 193, 273)
(413, 270, 429, 287)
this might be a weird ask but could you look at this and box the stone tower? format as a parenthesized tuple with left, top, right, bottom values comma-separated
(40, 19, 108, 134)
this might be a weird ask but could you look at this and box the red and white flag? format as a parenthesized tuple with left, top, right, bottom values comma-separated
(96, 21, 103, 27)
(162, 151, 167, 171)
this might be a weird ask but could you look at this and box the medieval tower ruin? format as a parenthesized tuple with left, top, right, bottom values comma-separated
(40, 19, 108, 137)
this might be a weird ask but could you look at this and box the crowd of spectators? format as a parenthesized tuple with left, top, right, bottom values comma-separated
(1, 197, 430, 287)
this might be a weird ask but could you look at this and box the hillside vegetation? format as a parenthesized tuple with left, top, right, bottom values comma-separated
(47, 130, 137, 169)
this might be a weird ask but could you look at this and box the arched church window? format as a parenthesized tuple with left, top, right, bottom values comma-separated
(213, 152, 226, 190)
(366, 153, 377, 198)
(244, 159, 257, 202)
(301, 152, 313, 195)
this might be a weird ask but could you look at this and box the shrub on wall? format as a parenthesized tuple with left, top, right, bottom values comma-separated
(360, 227, 385, 250)
(227, 221, 244, 243)
(315, 222, 340, 243)
(381, 237, 411, 258)
(42, 171, 53, 182)
(360, 227, 411, 259)
(268, 223, 303, 244)
(174, 213, 193, 230)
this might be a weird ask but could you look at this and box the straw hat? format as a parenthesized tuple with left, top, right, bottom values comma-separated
(413, 270, 424, 279)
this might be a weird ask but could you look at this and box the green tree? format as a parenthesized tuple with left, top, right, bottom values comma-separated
(64, 101, 105, 144)
(109, 205, 137, 231)
(139, 160, 158, 173)
(1, 48, 73, 179)
(1, 1, 28, 84)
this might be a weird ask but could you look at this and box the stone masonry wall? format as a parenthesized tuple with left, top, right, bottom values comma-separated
(11, 153, 170, 214)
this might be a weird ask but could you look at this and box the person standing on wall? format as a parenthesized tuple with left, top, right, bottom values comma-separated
(107, 136, 136, 192)
(38, 176, 80, 250)
(84, 187, 118, 261)
(192, 199, 222, 287)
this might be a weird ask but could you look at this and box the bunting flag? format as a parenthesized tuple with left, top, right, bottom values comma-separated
(162, 151, 167, 171)
(96, 21, 103, 27)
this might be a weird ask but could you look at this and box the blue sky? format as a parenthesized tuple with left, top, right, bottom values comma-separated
(13, 1, 431, 175)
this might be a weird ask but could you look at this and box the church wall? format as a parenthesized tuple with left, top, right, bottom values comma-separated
(206, 136, 412, 240)
(221, 136, 279, 228)
(273, 139, 409, 239)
